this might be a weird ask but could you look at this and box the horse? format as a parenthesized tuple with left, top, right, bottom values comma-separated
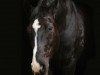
(26, 0, 85, 75)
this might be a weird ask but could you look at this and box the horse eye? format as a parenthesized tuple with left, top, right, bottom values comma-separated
(48, 26, 53, 31)
(48, 27, 52, 30)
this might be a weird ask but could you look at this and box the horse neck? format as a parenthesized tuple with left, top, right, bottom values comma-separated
(56, 1, 82, 51)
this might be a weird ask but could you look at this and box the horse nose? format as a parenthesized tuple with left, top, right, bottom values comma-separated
(31, 62, 43, 73)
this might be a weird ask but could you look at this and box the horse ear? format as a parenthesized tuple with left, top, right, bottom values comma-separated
(52, 0, 59, 19)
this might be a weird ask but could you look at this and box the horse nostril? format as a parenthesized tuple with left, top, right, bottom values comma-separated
(40, 64, 45, 73)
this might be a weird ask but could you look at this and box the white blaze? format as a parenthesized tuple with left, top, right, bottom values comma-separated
(31, 19, 42, 73)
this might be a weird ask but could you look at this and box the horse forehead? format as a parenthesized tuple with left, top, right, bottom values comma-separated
(32, 19, 41, 31)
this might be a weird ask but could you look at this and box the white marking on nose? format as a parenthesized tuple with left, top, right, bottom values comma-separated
(31, 19, 42, 73)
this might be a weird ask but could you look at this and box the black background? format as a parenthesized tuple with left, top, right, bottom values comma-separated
(0, 0, 100, 75)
